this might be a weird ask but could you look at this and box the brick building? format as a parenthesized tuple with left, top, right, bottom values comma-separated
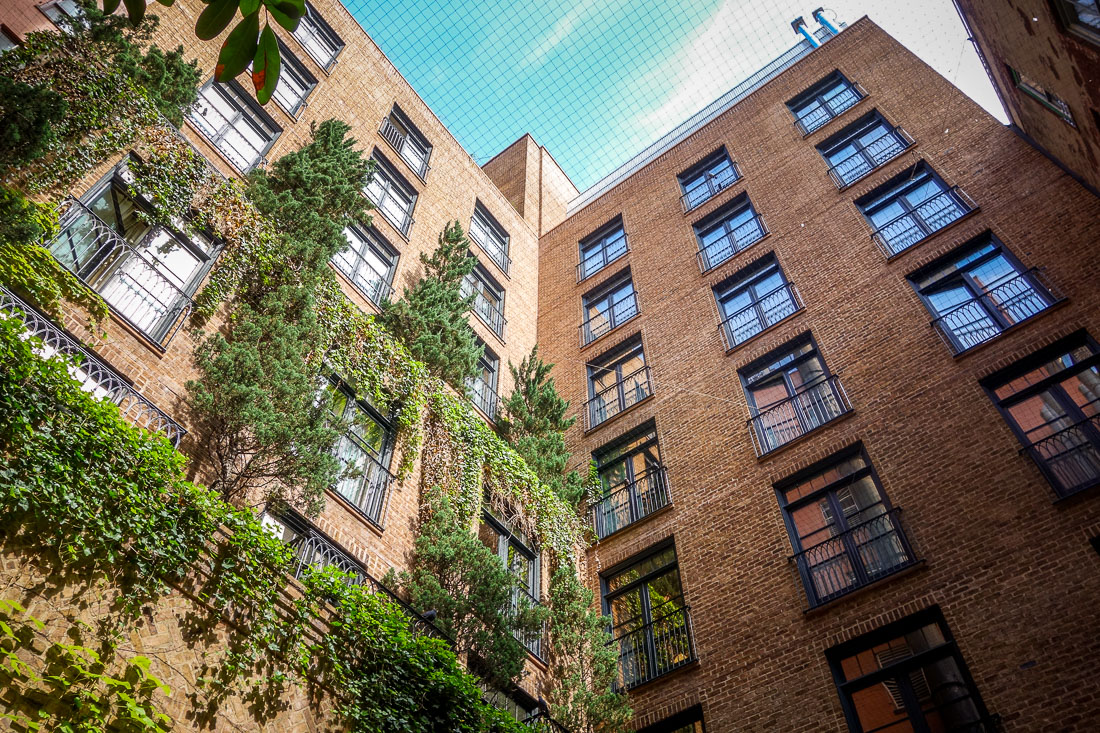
(3, 2, 1100, 731)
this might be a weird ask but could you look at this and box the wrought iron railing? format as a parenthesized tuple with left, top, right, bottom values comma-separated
(462, 280, 507, 338)
(718, 283, 802, 350)
(1021, 414, 1100, 500)
(332, 447, 395, 528)
(470, 225, 512, 274)
(576, 235, 629, 282)
(696, 214, 768, 272)
(931, 269, 1060, 355)
(585, 365, 652, 431)
(610, 601, 695, 690)
(521, 710, 572, 733)
(589, 466, 671, 540)
(0, 286, 187, 448)
(870, 186, 976, 258)
(332, 246, 394, 306)
(579, 291, 638, 346)
(791, 507, 917, 608)
(48, 198, 194, 347)
(515, 586, 545, 658)
(680, 161, 742, 212)
(825, 125, 913, 188)
(468, 376, 500, 421)
(379, 116, 431, 179)
(795, 82, 866, 135)
(748, 375, 852, 456)
(369, 190, 415, 236)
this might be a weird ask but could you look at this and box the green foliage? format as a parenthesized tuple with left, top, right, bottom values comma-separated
(378, 222, 484, 386)
(0, 76, 67, 171)
(498, 346, 586, 506)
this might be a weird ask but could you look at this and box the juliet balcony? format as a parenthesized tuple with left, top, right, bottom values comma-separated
(748, 375, 852, 456)
(610, 599, 696, 690)
(870, 186, 976, 258)
(588, 466, 671, 540)
(1021, 413, 1100, 500)
(585, 365, 652, 431)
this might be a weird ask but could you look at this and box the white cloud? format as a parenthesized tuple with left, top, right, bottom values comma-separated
(522, 0, 599, 69)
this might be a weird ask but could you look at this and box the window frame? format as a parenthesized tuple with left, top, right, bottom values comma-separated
(469, 201, 511, 275)
(636, 705, 706, 733)
(739, 333, 834, 414)
(364, 151, 417, 236)
(467, 340, 500, 420)
(816, 110, 913, 188)
(269, 38, 317, 117)
(585, 336, 651, 429)
(693, 192, 767, 273)
(577, 216, 629, 282)
(324, 374, 396, 527)
(1007, 64, 1077, 125)
(293, 1, 345, 71)
(380, 104, 432, 179)
(677, 147, 740, 212)
(856, 162, 972, 257)
(713, 252, 801, 349)
(1051, 0, 1100, 48)
(581, 271, 639, 346)
(589, 421, 669, 538)
(787, 70, 864, 134)
(187, 78, 282, 172)
(463, 259, 507, 339)
(333, 222, 398, 307)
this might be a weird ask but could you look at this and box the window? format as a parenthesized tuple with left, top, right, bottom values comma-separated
(857, 163, 972, 257)
(678, 148, 740, 211)
(589, 422, 669, 539)
(602, 543, 694, 689)
(1008, 65, 1076, 125)
(907, 233, 1059, 355)
(637, 706, 706, 733)
(48, 163, 214, 345)
(188, 80, 282, 172)
(469, 202, 511, 273)
(0, 27, 18, 53)
(817, 111, 912, 187)
(581, 272, 638, 346)
(462, 261, 506, 338)
(379, 105, 431, 178)
(776, 445, 916, 608)
(981, 332, 1100, 499)
(333, 223, 397, 306)
(827, 607, 994, 733)
(714, 254, 800, 349)
(364, 152, 416, 235)
(268, 40, 316, 115)
(467, 341, 500, 420)
(323, 378, 395, 526)
(694, 193, 766, 272)
(788, 71, 863, 134)
(586, 338, 651, 430)
(577, 218, 629, 281)
(38, 0, 86, 31)
(1052, 0, 1100, 46)
(293, 1, 344, 70)
(479, 510, 541, 655)
(740, 335, 851, 455)
(261, 509, 366, 582)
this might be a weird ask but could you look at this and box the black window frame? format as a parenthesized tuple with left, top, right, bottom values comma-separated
(589, 420, 670, 539)
(585, 335, 651, 430)
(380, 104, 432, 180)
(1050, 0, 1100, 48)
(713, 252, 801, 350)
(187, 78, 282, 172)
(293, 1, 345, 71)
(364, 150, 417, 236)
(636, 705, 706, 733)
(1007, 64, 1077, 125)
(470, 200, 511, 275)
(467, 339, 500, 420)
(463, 258, 506, 339)
(269, 38, 317, 117)
(816, 110, 913, 188)
(480, 509, 542, 656)
(693, 192, 767, 273)
(676, 147, 740, 212)
(332, 221, 398, 307)
(787, 70, 864, 134)
(580, 269, 639, 346)
(577, 216, 629, 282)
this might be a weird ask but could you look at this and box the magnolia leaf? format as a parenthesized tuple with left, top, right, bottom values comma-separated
(267, 0, 304, 33)
(252, 24, 282, 105)
(240, 0, 261, 14)
(215, 12, 260, 83)
(122, 0, 146, 26)
(195, 0, 238, 40)
(102, 0, 121, 15)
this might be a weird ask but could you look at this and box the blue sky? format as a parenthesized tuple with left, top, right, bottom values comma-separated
(342, 0, 1005, 192)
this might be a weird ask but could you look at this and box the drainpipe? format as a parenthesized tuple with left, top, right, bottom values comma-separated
(812, 7, 840, 36)
(791, 16, 820, 48)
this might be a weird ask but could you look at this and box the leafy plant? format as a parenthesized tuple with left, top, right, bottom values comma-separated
(0, 77, 67, 171)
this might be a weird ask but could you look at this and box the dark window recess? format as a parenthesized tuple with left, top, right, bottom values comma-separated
(260, 39, 316, 115)
(857, 162, 974, 258)
(788, 70, 864, 134)
(467, 340, 500, 420)
(740, 334, 851, 455)
(776, 445, 917, 608)
(817, 110, 913, 187)
(678, 148, 741, 212)
(462, 261, 506, 338)
(333, 223, 397, 306)
(715, 253, 801, 349)
(694, 193, 767, 272)
(188, 79, 282, 172)
(637, 705, 706, 733)
(578, 218, 629, 281)
(470, 202, 511, 273)
(580, 273, 638, 346)
(479, 511, 542, 656)
(907, 232, 1060, 355)
(379, 105, 432, 178)
(364, 151, 416, 235)
(585, 338, 651, 430)
(1008, 64, 1076, 125)
(981, 331, 1100, 499)
(826, 607, 997, 733)
(323, 378, 395, 527)
(589, 422, 670, 539)
(1051, 1, 1100, 47)
(294, 1, 344, 70)
(602, 543, 695, 690)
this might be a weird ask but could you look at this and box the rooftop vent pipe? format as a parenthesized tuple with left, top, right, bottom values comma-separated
(791, 16, 821, 47)
(812, 7, 840, 35)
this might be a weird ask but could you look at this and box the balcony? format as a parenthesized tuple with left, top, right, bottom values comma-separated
(870, 186, 976, 258)
(332, 246, 394, 307)
(610, 600, 695, 690)
(579, 291, 638, 346)
(577, 235, 629, 282)
(1021, 414, 1100, 500)
(515, 586, 545, 658)
(48, 198, 194, 347)
(1, 285, 186, 448)
(795, 82, 865, 135)
(680, 161, 742, 212)
(696, 214, 768, 273)
(331, 447, 395, 528)
(719, 282, 802, 350)
(589, 466, 671, 540)
(468, 376, 500, 421)
(463, 283, 507, 339)
(931, 269, 1062, 355)
(792, 507, 918, 609)
(825, 125, 913, 188)
(469, 225, 511, 275)
(379, 116, 431, 179)
(521, 711, 572, 733)
(748, 375, 852, 456)
(585, 365, 652, 431)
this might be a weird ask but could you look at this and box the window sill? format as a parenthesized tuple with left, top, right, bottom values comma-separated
(330, 263, 384, 314)
(470, 309, 506, 345)
(879, 207, 981, 263)
(801, 560, 927, 616)
(945, 297, 1069, 360)
(589, 501, 673, 545)
(583, 393, 654, 435)
(325, 488, 386, 538)
(579, 311, 641, 351)
(722, 307, 804, 355)
(798, 95, 870, 140)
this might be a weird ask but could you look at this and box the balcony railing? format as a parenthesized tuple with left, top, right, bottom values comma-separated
(579, 291, 638, 346)
(589, 466, 671, 540)
(370, 192, 415, 237)
(610, 601, 696, 690)
(0, 286, 187, 448)
(468, 376, 500, 421)
(696, 214, 768, 273)
(680, 161, 742, 212)
(931, 269, 1061, 355)
(577, 235, 629, 282)
(515, 586, 545, 658)
(1021, 414, 1100, 500)
(870, 186, 976, 258)
(522, 710, 572, 733)
(462, 282, 507, 338)
(825, 125, 913, 188)
(791, 507, 918, 608)
(585, 365, 652, 431)
(719, 283, 802, 350)
(748, 375, 852, 456)
(470, 226, 512, 274)
(795, 82, 865, 135)
(379, 116, 431, 179)
(48, 198, 194, 347)
(332, 447, 395, 528)
(332, 247, 394, 307)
